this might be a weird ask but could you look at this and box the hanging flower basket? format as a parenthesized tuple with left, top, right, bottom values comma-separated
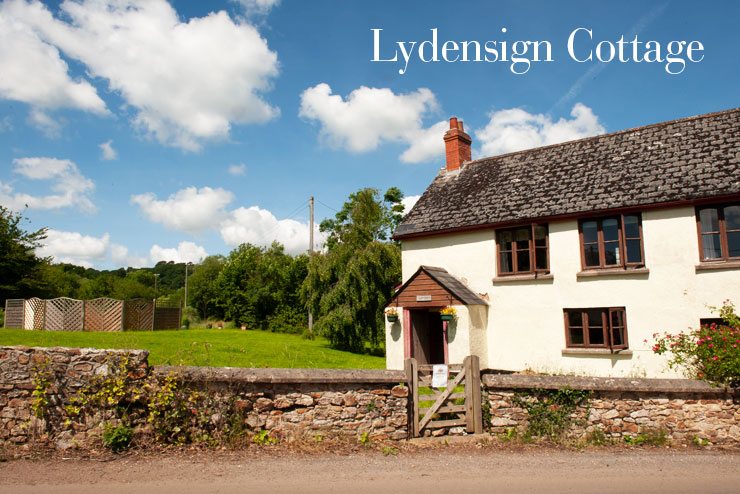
(386, 308, 399, 323)
(440, 306, 456, 321)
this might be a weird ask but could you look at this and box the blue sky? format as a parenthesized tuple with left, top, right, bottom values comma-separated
(0, 0, 738, 268)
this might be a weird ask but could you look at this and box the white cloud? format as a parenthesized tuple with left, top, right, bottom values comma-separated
(27, 108, 62, 137)
(399, 121, 448, 164)
(0, 157, 96, 212)
(110, 244, 129, 265)
(35, 229, 145, 268)
(150, 241, 208, 264)
(0, 0, 108, 121)
(228, 163, 247, 176)
(132, 185, 325, 254)
(0, 116, 12, 132)
(131, 186, 234, 233)
(36, 229, 109, 268)
(6, 0, 279, 150)
(299, 83, 445, 163)
(233, 0, 281, 15)
(401, 195, 421, 215)
(475, 103, 605, 157)
(220, 206, 325, 254)
(99, 140, 117, 160)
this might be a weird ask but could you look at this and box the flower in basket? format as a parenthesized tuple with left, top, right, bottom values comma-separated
(385, 307, 398, 317)
(440, 306, 456, 321)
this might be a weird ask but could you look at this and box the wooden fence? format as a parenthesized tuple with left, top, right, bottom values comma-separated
(3, 297, 181, 331)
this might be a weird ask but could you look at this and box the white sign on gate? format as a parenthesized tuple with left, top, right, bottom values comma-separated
(432, 364, 448, 388)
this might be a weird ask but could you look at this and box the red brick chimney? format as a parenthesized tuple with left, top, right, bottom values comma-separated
(443, 117, 471, 172)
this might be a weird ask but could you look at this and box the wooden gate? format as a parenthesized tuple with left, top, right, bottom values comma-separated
(405, 355, 482, 437)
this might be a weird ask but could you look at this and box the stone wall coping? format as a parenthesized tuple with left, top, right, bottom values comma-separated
(154, 365, 408, 384)
(0, 345, 149, 358)
(482, 373, 740, 395)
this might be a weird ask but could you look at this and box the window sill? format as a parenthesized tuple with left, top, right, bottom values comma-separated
(492, 273, 554, 284)
(695, 260, 740, 272)
(576, 267, 649, 279)
(561, 348, 633, 356)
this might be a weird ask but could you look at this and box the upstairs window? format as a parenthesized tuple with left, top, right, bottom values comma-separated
(579, 214, 644, 269)
(697, 203, 740, 261)
(564, 307, 628, 350)
(496, 224, 549, 275)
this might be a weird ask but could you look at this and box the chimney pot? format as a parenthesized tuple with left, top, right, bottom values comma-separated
(443, 116, 472, 172)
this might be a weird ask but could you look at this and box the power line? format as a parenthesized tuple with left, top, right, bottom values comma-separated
(316, 198, 339, 214)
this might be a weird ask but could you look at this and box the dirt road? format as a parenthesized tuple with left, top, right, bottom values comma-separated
(2, 448, 739, 494)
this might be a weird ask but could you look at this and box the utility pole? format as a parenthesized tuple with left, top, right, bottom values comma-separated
(308, 196, 314, 331)
(184, 262, 192, 310)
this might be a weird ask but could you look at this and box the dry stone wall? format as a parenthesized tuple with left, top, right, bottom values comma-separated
(0, 346, 408, 450)
(0, 345, 149, 446)
(483, 374, 740, 445)
(154, 366, 409, 441)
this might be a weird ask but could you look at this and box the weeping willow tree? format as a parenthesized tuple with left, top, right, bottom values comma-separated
(302, 188, 403, 353)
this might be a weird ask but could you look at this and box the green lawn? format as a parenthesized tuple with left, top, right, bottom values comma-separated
(0, 328, 386, 369)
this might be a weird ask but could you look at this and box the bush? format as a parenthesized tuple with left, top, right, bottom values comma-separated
(0, 308, 4, 328)
(102, 423, 133, 452)
(182, 306, 200, 324)
(181, 316, 190, 329)
(651, 300, 740, 386)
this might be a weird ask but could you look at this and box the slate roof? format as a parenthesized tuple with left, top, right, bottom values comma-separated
(394, 108, 740, 238)
(391, 265, 488, 306)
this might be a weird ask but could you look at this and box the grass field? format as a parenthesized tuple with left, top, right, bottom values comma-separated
(0, 328, 386, 369)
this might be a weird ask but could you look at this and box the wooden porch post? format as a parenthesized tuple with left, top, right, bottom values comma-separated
(403, 308, 412, 359)
(443, 320, 449, 365)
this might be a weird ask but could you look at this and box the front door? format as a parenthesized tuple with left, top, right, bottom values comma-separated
(411, 310, 445, 365)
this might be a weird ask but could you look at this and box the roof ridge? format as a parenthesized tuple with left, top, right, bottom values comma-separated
(459, 106, 740, 168)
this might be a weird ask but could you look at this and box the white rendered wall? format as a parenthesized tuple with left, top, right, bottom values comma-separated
(392, 206, 740, 378)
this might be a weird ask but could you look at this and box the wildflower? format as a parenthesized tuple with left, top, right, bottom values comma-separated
(713, 356, 718, 360)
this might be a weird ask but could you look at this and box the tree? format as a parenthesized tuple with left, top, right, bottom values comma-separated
(302, 188, 403, 353)
(188, 255, 226, 320)
(214, 243, 307, 331)
(0, 206, 49, 304)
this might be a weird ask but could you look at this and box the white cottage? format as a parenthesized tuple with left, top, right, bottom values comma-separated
(386, 108, 740, 378)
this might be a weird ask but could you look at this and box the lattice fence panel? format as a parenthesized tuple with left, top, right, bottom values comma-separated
(24, 298, 45, 330)
(84, 298, 124, 332)
(45, 297, 84, 331)
(124, 298, 154, 331)
(4, 299, 24, 329)
(154, 307, 181, 330)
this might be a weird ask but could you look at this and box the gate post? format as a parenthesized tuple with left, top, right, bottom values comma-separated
(404, 357, 419, 438)
(464, 355, 483, 434)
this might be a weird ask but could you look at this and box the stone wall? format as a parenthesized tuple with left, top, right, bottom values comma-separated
(154, 366, 409, 441)
(483, 374, 740, 444)
(0, 346, 408, 449)
(0, 345, 149, 446)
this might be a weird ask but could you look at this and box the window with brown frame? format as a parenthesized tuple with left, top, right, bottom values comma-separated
(496, 224, 549, 275)
(697, 203, 740, 261)
(564, 307, 628, 350)
(579, 214, 644, 269)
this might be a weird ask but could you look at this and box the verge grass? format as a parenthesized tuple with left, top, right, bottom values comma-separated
(0, 328, 385, 369)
